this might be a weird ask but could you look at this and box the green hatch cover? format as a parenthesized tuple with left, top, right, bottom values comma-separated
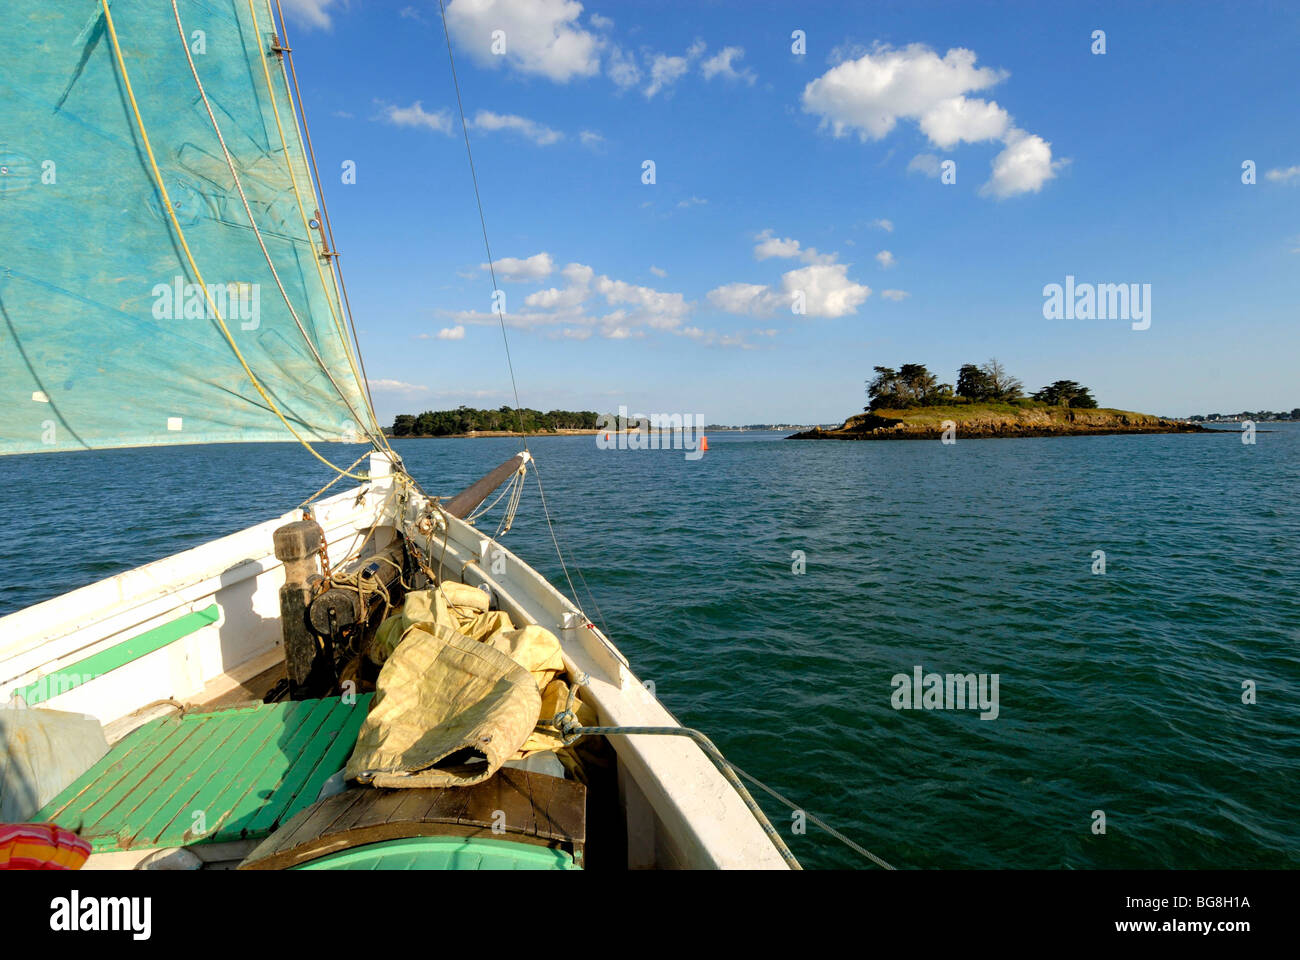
(34, 694, 372, 851)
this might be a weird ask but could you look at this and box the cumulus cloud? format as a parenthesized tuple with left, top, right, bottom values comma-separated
(981, 129, 1061, 199)
(483, 252, 554, 282)
(881, 289, 909, 301)
(1265, 165, 1300, 184)
(379, 100, 453, 134)
(579, 129, 605, 148)
(437, 325, 466, 340)
(753, 229, 834, 265)
(701, 46, 756, 84)
(445, 0, 600, 82)
(803, 43, 1059, 197)
(471, 110, 563, 145)
(870, 218, 894, 232)
(876, 250, 896, 268)
(649, 265, 668, 278)
(710, 234, 871, 319)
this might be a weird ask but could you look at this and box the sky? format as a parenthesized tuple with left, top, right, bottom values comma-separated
(277, 0, 1300, 425)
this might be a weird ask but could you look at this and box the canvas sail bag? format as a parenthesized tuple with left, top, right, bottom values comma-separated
(346, 619, 541, 788)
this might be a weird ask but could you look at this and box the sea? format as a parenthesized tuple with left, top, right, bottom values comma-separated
(2, 424, 1297, 869)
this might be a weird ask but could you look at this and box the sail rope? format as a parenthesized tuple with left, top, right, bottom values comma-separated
(243, 0, 390, 451)
(170, 0, 386, 453)
(433, 0, 607, 634)
(272, 0, 384, 438)
(97, 0, 369, 481)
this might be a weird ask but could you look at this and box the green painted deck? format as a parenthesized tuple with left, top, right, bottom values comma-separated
(35, 694, 373, 852)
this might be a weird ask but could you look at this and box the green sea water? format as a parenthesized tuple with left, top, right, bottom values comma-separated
(3, 424, 1296, 869)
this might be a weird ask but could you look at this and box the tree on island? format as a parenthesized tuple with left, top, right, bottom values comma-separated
(866, 364, 953, 409)
(868, 359, 1100, 411)
(1032, 380, 1098, 408)
(955, 358, 1023, 401)
(389, 406, 601, 436)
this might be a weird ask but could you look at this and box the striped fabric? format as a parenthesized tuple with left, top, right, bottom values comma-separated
(0, 823, 91, 870)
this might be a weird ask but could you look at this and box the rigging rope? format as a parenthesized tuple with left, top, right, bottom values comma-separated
(170, 0, 385, 453)
(272, 0, 384, 437)
(244, 0, 389, 450)
(98, 0, 369, 482)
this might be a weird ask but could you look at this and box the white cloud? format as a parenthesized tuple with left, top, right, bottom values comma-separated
(367, 378, 428, 393)
(803, 44, 1005, 141)
(445, 0, 600, 83)
(708, 282, 772, 315)
(908, 153, 941, 177)
(589, 13, 613, 30)
(701, 46, 756, 84)
(379, 100, 453, 134)
(471, 110, 563, 145)
(779, 263, 870, 318)
(803, 43, 1059, 198)
(645, 53, 689, 98)
(399, 5, 427, 24)
(981, 129, 1060, 199)
(876, 250, 896, 269)
(753, 229, 835, 265)
(1265, 165, 1300, 184)
(677, 196, 708, 209)
(280, 0, 342, 30)
(918, 95, 1010, 149)
(483, 252, 555, 282)
(606, 45, 641, 89)
(649, 265, 668, 278)
(437, 325, 466, 340)
(708, 263, 871, 320)
(881, 289, 909, 301)
(870, 218, 894, 232)
(579, 130, 604, 148)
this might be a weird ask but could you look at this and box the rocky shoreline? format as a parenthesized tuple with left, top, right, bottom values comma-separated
(787, 406, 1211, 441)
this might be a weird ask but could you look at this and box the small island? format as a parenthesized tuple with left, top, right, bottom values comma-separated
(788, 359, 1208, 441)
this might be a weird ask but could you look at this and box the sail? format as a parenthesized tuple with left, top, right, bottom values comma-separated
(0, 0, 376, 455)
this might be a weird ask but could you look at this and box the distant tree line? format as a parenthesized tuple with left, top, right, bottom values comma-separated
(1188, 409, 1300, 422)
(866, 359, 1098, 410)
(390, 406, 602, 436)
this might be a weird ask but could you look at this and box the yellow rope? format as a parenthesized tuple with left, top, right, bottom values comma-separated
(98, 0, 367, 481)
(245, 0, 388, 449)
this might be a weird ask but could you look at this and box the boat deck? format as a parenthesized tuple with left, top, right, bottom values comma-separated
(35, 695, 372, 853)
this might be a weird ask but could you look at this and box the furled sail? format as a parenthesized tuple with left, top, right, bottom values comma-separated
(0, 1, 378, 455)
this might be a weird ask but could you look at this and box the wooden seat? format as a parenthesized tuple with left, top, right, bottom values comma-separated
(238, 767, 586, 870)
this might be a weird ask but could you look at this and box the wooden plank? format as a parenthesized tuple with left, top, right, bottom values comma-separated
(119, 703, 283, 848)
(237, 698, 342, 833)
(239, 770, 585, 870)
(148, 700, 314, 848)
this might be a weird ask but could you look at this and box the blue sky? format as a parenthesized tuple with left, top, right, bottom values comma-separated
(279, 0, 1300, 424)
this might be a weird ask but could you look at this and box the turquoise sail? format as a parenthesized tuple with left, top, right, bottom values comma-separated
(0, 1, 375, 455)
